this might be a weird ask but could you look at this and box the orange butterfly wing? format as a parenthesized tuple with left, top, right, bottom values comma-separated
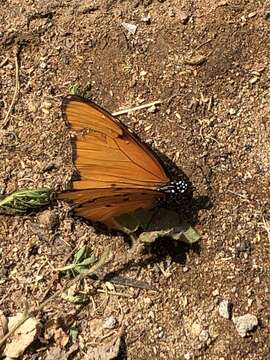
(62, 188, 162, 227)
(58, 96, 170, 225)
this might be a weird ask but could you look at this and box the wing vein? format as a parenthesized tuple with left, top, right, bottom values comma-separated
(114, 135, 164, 181)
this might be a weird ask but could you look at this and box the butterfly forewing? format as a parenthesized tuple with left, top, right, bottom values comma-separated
(63, 96, 169, 184)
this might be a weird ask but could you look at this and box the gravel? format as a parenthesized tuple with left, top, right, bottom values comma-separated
(233, 314, 258, 337)
(218, 300, 232, 320)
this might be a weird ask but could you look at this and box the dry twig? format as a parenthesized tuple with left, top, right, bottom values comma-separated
(112, 100, 161, 116)
(2, 47, 20, 129)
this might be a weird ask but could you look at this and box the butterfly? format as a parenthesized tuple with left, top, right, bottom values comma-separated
(58, 96, 190, 228)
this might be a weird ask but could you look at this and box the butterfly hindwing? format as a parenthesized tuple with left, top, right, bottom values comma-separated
(61, 188, 164, 226)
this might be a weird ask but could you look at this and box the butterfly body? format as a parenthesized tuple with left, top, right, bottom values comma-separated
(58, 96, 190, 227)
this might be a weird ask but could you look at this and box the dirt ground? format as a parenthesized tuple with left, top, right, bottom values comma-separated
(1, 0, 270, 359)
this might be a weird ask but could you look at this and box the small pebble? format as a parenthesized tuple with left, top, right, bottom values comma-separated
(184, 352, 192, 360)
(65, 37, 74, 49)
(103, 316, 118, 329)
(249, 76, 258, 84)
(122, 22, 137, 35)
(6, 64, 14, 70)
(28, 101, 38, 113)
(143, 0, 153, 6)
(199, 329, 209, 342)
(144, 124, 153, 132)
(42, 101, 52, 110)
(38, 210, 59, 230)
(168, 8, 175, 17)
(148, 310, 155, 320)
(248, 12, 256, 18)
(182, 266, 189, 273)
(233, 314, 258, 337)
(251, 70, 261, 76)
(190, 322, 202, 337)
(212, 289, 219, 297)
(144, 297, 153, 306)
(147, 105, 157, 113)
(236, 240, 251, 254)
(218, 300, 232, 319)
(229, 108, 237, 115)
(241, 15, 247, 23)
(179, 11, 190, 24)
(40, 62, 47, 69)
(141, 14, 151, 23)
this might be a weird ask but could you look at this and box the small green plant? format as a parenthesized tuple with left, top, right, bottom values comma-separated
(55, 245, 97, 276)
(68, 83, 91, 98)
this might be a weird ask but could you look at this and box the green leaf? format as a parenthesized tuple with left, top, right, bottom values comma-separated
(69, 326, 79, 342)
(113, 207, 201, 245)
(55, 246, 97, 275)
(74, 245, 87, 263)
(79, 255, 97, 266)
(0, 188, 52, 214)
(61, 293, 85, 304)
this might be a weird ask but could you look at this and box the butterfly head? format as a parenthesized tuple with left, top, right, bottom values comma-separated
(159, 179, 193, 200)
